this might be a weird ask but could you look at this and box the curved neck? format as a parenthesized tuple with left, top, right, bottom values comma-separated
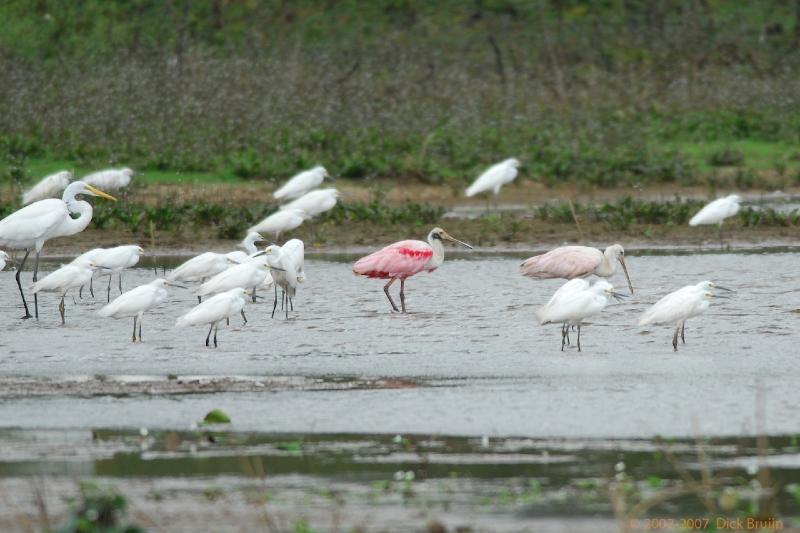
(596, 248, 616, 277)
(427, 234, 445, 269)
(62, 199, 93, 236)
(242, 235, 259, 254)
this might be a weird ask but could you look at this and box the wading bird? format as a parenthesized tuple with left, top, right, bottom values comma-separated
(270, 239, 305, 319)
(689, 194, 742, 247)
(99, 278, 183, 342)
(537, 280, 626, 352)
(0, 181, 116, 318)
(273, 166, 331, 200)
(176, 287, 251, 347)
(32, 257, 103, 324)
(0, 250, 9, 271)
(93, 245, 145, 302)
(353, 227, 473, 313)
(280, 188, 339, 218)
(71, 248, 105, 298)
(195, 247, 281, 303)
(82, 167, 134, 191)
(22, 171, 72, 205)
(639, 281, 732, 351)
(520, 244, 634, 295)
(465, 158, 520, 198)
(225, 232, 264, 264)
(248, 208, 306, 238)
(538, 278, 589, 348)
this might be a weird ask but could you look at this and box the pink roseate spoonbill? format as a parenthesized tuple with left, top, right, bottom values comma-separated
(353, 227, 473, 313)
(519, 244, 634, 295)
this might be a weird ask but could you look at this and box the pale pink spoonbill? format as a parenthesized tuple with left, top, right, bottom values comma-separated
(352, 227, 472, 313)
(519, 244, 634, 294)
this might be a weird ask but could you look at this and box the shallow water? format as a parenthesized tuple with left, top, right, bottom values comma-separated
(0, 250, 798, 439)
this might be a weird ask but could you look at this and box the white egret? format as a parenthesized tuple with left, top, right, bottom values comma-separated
(0, 181, 116, 318)
(92, 245, 145, 301)
(465, 158, 520, 198)
(520, 244, 634, 294)
(639, 281, 732, 351)
(195, 246, 281, 301)
(689, 194, 742, 246)
(98, 278, 183, 342)
(538, 278, 590, 347)
(273, 166, 331, 200)
(280, 188, 339, 218)
(82, 167, 134, 191)
(70, 247, 107, 298)
(32, 257, 103, 324)
(248, 208, 305, 238)
(0, 250, 9, 271)
(176, 287, 251, 347)
(225, 232, 265, 264)
(270, 239, 306, 318)
(536, 280, 626, 351)
(22, 171, 72, 205)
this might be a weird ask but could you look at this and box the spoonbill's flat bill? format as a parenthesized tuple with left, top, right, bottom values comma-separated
(353, 227, 472, 313)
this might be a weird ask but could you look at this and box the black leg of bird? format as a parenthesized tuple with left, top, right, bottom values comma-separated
(58, 295, 65, 325)
(119, 272, 123, 294)
(241, 310, 247, 325)
(138, 317, 142, 342)
(16, 249, 31, 319)
(560, 324, 567, 351)
(672, 325, 680, 351)
(383, 279, 399, 312)
(271, 285, 278, 318)
(213, 325, 218, 348)
(681, 322, 686, 344)
(577, 324, 582, 352)
(206, 324, 213, 347)
(399, 279, 406, 313)
(33, 251, 40, 319)
(132, 317, 137, 343)
(90, 277, 94, 298)
(106, 276, 112, 303)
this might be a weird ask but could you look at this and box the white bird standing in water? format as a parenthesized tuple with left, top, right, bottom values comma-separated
(0, 250, 9, 271)
(176, 287, 251, 347)
(195, 246, 282, 302)
(270, 239, 306, 319)
(248, 208, 306, 238)
(537, 280, 627, 352)
(689, 194, 741, 246)
(32, 256, 103, 324)
(273, 166, 331, 200)
(92, 245, 145, 301)
(71, 248, 106, 298)
(225, 232, 264, 264)
(639, 281, 732, 351)
(280, 188, 339, 218)
(82, 167, 134, 191)
(99, 278, 183, 342)
(465, 158, 520, 198)
(22, 171, 73, 205)
(0, 181, 116, 319)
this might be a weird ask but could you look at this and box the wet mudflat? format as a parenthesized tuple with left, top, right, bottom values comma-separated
(0, 249, 798, 530)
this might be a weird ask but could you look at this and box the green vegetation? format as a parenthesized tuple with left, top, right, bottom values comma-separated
(2, 1, 800, 189)
(201, 408, 231, 425)
(53, 481, 145, 533)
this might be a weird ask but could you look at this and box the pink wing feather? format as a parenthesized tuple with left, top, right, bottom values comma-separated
(353, 239, 434, 279)
(519, 246, 603, 279)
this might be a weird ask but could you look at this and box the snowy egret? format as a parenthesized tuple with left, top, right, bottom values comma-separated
(0, 181, 116, 318)
(176, 287, 251, 347)
(225, 232, 265, 264)
(0, 250, 9, 271)
(280, 188, 339, 218)
(71, 248, 106, 298)
(248, 208, 306, 238)
(93, 245, 145, 301)
(639, 281, 732, 351)
(353, 228, 472, 313)
(195, 247, 281, 301)
(465, 158, 520, 198)
(98, 278, 184, 342)
(520, 244, 634, 294)
(273, 166, 331, 200)
(270, 239, 305, 319)
(22, 171, 72, 205)
(538, 278, 589, 347)
(689, 194, 741, 246)
(537, 280, 626, 352)
(32, 257, 104, 324)
(82, 167, 134, 191)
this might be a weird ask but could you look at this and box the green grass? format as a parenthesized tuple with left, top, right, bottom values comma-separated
(667, 140, 800, 174)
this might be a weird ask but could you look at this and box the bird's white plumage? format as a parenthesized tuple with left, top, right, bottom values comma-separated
(93, 245, 143, 275)
(639, 282, 717, 326)
(98, 278, 170, 319)
(272, 239, 305, 299)
(280, 188, 339, 218)
(32, 257, 96, 295)
(195, 247, 280, 297)
(689, 195, 741, 226)
(248, 208, 305, 236)
(465, 158, 520, 197)
(0, 250, 8, 271)
(273, 166, 329, 200)
(82, 168, 134, 191)
(22, 171, 72, 205)
(176, 288, 248, 327)
(537, 280, 615, 325)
